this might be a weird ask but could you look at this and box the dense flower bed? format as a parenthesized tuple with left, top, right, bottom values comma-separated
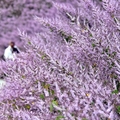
(0, 0, 120, 119)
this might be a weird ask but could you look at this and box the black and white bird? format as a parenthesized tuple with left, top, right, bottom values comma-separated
(4, 42, 20, 61)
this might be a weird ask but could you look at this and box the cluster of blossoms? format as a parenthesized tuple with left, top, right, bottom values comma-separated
(0, 0, 120, 120)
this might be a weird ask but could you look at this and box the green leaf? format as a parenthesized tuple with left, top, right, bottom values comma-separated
(56, 115, 64, 120)
(40, 94, 45, 100)
(50, 100, 58, 112)
(82, 118, 87, 120)
(28, 41, 31, 45)
(52, 100, 58, 106)
(112, 89, 119, 94)
(50, 103, 53, 112)
(24, 104, 31, 110)
(41, 55, 46, 59)
(92, 43, 96, 47)
(116, 106, 120, 114)
(49, 89, 55, 95)
(67, 71, 73, 76)
(22, 75, 25, 79)
(89, 33, 92, 37)
(44, 84, 50, 90)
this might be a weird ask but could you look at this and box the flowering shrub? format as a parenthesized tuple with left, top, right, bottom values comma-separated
(0, 0, 120, 120)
